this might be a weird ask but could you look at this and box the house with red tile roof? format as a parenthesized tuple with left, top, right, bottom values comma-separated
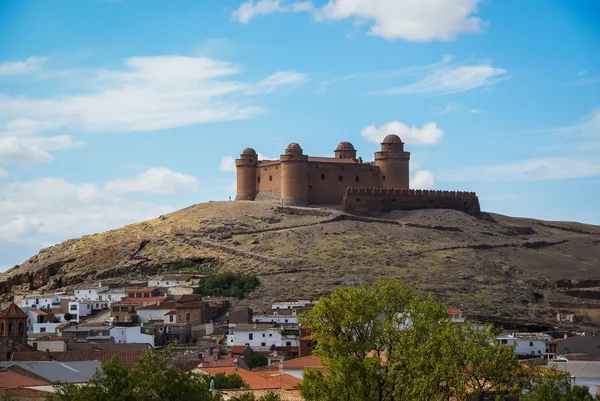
(260, 355, 323, 379)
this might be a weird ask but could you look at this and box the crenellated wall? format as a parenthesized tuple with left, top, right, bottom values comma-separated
(342, 187, 481, 216)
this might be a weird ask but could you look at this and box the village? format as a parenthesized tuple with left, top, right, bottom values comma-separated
(0, 273, 598, 400)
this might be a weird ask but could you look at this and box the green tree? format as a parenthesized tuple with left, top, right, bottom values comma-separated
(63, 312, 73, 322)
(228, 392, 282, 401)
(51, 346, 244, 401)
(523, 370, 599, 401)
(298, 280, 529, 401)
(204, 372, 247, 389)
(247, 352, 269, 369)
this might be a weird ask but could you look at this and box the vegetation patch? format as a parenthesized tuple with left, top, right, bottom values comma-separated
(194, 270, 259, 298)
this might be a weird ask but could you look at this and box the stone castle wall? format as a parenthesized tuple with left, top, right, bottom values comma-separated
(342, 188, 481, 216)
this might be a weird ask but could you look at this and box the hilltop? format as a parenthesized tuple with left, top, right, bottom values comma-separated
(2, 201, 600, 330)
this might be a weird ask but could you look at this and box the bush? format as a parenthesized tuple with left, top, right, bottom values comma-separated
(194, 271, 259, 298)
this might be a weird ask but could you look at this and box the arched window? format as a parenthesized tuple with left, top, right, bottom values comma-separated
(9, 323, 14, 336)
(18, 323, 24, 336)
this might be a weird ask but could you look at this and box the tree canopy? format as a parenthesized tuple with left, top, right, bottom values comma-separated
(297, 280, 574, 401)
(194, 271, 259, 298)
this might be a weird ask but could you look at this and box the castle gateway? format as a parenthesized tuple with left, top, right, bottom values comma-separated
(235, 134, 481, 215)
(236, 134, 410, 206)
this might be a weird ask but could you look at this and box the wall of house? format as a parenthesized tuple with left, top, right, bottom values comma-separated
(555, 336, 600, 356)
(166, 286, 194, 296)
(253, 315, 297, 324)
(306, 162, 380, 205)
(498, 337, 546, 356)
(29, 340, 67, 352)
(99, 291, 127, 303)
(137, 309, 173, 324)
(111, 326, 155, 347)
(32, 323, 62, 334)
(176, 308, 202, 325)
(227, 329, 282, 347)
(343, 188, 481, 216)
(21, 296, 60, 309)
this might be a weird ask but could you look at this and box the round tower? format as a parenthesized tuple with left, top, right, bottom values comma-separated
(374, 134, 410, 189)
(334, 141, 357, 160)
(0, 303, 27, 347)
(280, 143, 308, 206)
(235, 148, 258, 201)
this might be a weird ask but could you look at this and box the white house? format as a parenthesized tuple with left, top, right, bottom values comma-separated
(32, 322, 63, 334)
(98, 289, 128, 304)
(253, 315, 298, 324)
(74, 284, 109, 301)
(448, 308, 464, 323)
(21, 293, 64, 309)
(148, 274, 197, 288)
(67, 300, 94, 322)
(136, 302, 177, 324)
(28, 337, 67, 352)
(227, 323, 300, 348)
(497, 333, 547, 356)
(25, 309, 49, 331)
(110, 326, 155, 347)
(271, 301, 316, 310)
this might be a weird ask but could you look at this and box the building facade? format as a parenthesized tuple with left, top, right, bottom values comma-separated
(235, 135, 410, 206)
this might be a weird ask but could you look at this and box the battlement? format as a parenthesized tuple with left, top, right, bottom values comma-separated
(342, 187, 481, 216)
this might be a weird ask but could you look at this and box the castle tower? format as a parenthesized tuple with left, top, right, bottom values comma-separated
(374, 134, 410, 189)
(334, 141, 357, 160)
(235, 148, 259, 201)
(0, 303, 27, 360)
(280, 143, 308, 206)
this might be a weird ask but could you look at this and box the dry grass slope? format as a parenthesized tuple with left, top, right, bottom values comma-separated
(2, 201, 600, 330)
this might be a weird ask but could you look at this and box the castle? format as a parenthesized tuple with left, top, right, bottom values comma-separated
(235, 134, 481, 215)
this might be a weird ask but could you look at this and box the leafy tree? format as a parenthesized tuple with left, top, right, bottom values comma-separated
(298, 280, 530, 401)
(228, 392, 282, 401)
(523, 371, 600, 401)
(51, 346, 244, 401)
(194, 271, 259, 298)
(63, 312, 73, 322)
(203, 372, 247, 389)
(247, 352, 269, 369)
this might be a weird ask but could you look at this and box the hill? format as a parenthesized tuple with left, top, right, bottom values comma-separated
(2, 201, 600, 330)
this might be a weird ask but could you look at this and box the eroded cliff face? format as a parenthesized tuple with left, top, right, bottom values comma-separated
(2, 201, 600, 330)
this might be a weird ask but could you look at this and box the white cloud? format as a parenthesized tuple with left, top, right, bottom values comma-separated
(0, 57, 46, 76)
(440, 103, 459, 113)
(233, 0, 486, 42)
(0, 55, 308, 135)
(411, 170, 436, 189)
(249, 70, 309, 94)
(361, 121, 443, 145)
(469, 108, 483, 114)
(220, 152, 275, 173)
(0, 135, 85, 165)
(438, 157, 600, 182)
(376, 63, 508, 95)
(0, 177, 172, 245)
(232, 0, 313, 23)
(0, 119, 55, 137)
(104, 167, 198, 194)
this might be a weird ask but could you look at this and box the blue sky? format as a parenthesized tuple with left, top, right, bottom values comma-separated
(0, 0, 599, 269)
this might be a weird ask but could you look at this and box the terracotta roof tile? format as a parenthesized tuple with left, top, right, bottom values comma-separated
(194, 366, 285, 389)
(136, 302, 177, 311)
(0, 303, 27, 319)
(28, 309, 48, 316)
(127, 288, 155, 293)
(263, 355, 322, 370)
(11, 350, 146, 367)
(447, 308, 462, 314)
(229, 345, 247, 354)
(0, 371, 49, 388)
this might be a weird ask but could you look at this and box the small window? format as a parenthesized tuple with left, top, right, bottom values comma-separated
(529, 342, 534, 346)
(269, 175, 272, 181)
(40, 327, 46, 333)
(355, 176, 359, 183)
(382, 175, 386, 180)
(338, 175, 343, 181)
(269, 333, 272, 337)
(257, 177, 261, 183)
(286, 341, 292, 346)
(262, 333, 265, 337)
(249, 333, 254, 340)
(321, 174, 325, 180)
(500, 339, 507, 344)
(261, 342, 266, 346)
(285, 319, 288, 323)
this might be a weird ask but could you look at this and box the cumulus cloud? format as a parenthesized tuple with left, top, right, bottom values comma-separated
(0, 55, 308, 135)
(233, 0, 486, 42)
(411, 170, 436, 189)
(0, 57, 46, 76)
(103, 167, 199, 194)
(361, 121, 443, 145)
(0, 135, 85, 165)
(376, 63, 508, 95)
(232, 0, 313, 23)
(0, 177, 172, 246)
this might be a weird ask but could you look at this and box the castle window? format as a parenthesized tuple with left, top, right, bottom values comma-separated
(338, 175, 343, 181)
(309, 185, 312, 189)
(257, 177, 261, 183)
(355, 176, 359, 183)
(382, 176, 386, 180)
(269, 175, 273, 181)
(321, 174, 325, 180)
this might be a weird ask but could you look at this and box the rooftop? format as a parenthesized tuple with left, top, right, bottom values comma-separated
(229, 345, 248, 354)
(11, 349, 145, 367)
(0, 303, 27, 319)
(548, 361, 600, 380)
(0, 370, 49, 388)
(0, 361, 102, 383)
(127, 288, 155, 293)
(232, 323, 278, 331)
(136, 301, 178, 311)
(123, 296, 167, 305)
(194, 366, 300, 390)
(263, 355, 322, 370)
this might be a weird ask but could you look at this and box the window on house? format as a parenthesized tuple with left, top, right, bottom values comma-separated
(257, 177, 260, 183)
(169, 315, 174, 322)
(307, 341, 312, 347)
(338, 175, 343, 181)
(321, 174, 325, 180)
(500, 339, 507, 344)
(186, 312, 191, 322)
(261, 342, 266, 346)
(249, 333, 253, 340)
(285, 319, 288, 323)
(269, 334, 272, 337)
(538, 350, 541, 354)
(529, 342, 534, 347)
(40, 327, 46, 333)
(262, 333, 265, 337)
(286, 341, 292, 346)
(70, 305, 77, 311)
(355, 176, 359, 182)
